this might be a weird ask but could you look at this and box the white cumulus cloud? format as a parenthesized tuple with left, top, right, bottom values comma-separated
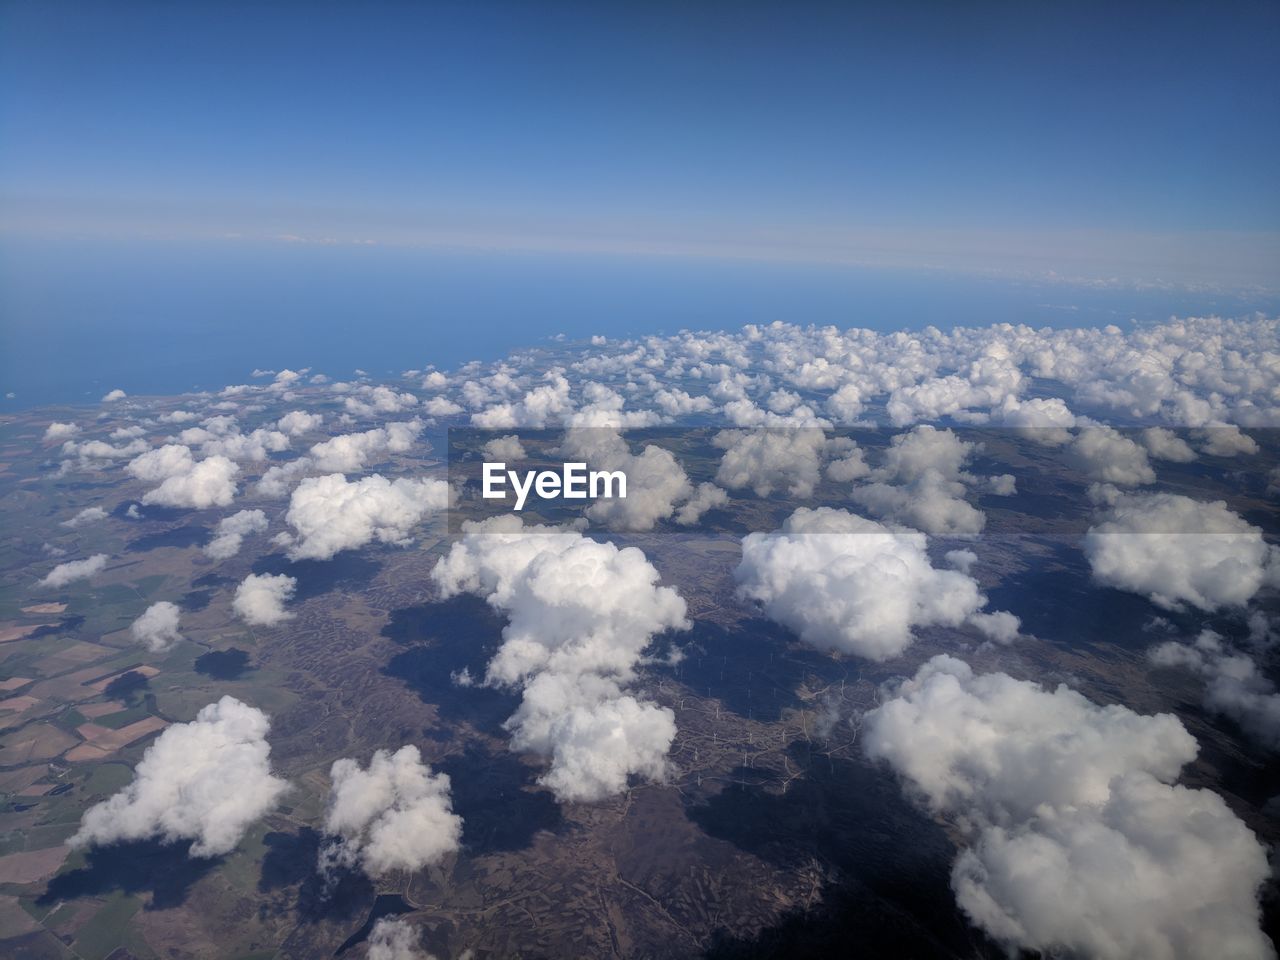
(276, 410, 324, 436)
(1141, 426, 1197, 462)
(284, 474, 449, 560)
(864, 655, 1273, 960)
(205, 509, 270, 560)
(1066, 426, 1155, 487)
(309, 419, 423, 473)
(126, 445, 240, 509)
(39, 554, 109, 588)
(1195, 424, 1259, 457)
(1151, 630, 1280, 751)
(319, 745, 462, 878)
(432, 517, 689, 801)
(713, 428, 832, 499)
(130, 601, 182, 652)
(481, 434, 527, 462)
(69, 696, 288, 857)
(423, 396, 464, 417)
(849, 426, 992, 536)
(44, 421, 80, 441)
(735, 508, 1016, 660)
(343, 385, 419, 418)
(561, 428, 693, 531)
(233, 573, 297, 626)
(1085, 493, 1278, 610)
(674, 481, 729, 526)
(366, 918, 432, 960)
(62, 506, 108, 528)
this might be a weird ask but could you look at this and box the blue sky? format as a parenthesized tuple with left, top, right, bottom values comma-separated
(2, 1, 1277, 279)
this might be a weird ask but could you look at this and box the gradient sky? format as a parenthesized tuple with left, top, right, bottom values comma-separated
(2, 0, 1278, 286)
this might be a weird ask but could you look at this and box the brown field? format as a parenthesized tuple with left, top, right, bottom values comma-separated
(21, 602, 67, 614)
(0, 622, 56, 643)
(31, 641, 117, 674)
(87, 663, 160, 693)
(0, 677, 32, 692)
(0, 695, 44, 730)
(28, 661, 154, 703)
(0, 763, 50, 793)
(66, 715, 168, 761)
(0, 723, 78, 765)
(0, 896, 41, 937)
(78, 700, 129, 718)
(63, 742, 110, 762)
(0, 845, 70, 884)
(0, 694, 40, 714)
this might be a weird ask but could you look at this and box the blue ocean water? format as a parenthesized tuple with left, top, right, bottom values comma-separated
(2, 236, 1274, 409)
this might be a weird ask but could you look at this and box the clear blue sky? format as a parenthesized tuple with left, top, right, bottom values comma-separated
(2, 1, 1277, 265)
